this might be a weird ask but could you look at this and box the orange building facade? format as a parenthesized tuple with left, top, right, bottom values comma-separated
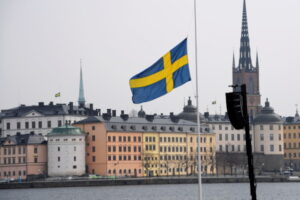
(75, 113, 216, 177)
(0, 133, 47, 180)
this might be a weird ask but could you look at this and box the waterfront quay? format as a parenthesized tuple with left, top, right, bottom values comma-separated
(0, 175, 295, 189)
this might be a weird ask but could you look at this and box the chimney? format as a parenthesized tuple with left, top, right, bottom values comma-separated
(121, 114, 129, 121)
(121, 110, 125, 115)
(49, 101, 54, 106)
(204, 112, 209, 118)
(145, 115, 154, 122)
(112, 110, 116, 117)
(102, 113, 111, 121)
(38, 102, 44, 107)
(69, 102, 74, 112)
(107, 109, 111, 116)
(89, 103, 93, 111)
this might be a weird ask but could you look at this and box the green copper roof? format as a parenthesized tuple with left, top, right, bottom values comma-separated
(48, 125, 84, 136)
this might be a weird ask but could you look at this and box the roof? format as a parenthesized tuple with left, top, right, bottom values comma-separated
(48, 125, 85, 136)
(0, 102, 99, 118)
(253, 99, 282, 124)
(75, 115, 212, 134)
(0, 133, 47, 146)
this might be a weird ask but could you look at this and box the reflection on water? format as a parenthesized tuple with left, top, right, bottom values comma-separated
(1, 182, 300, 200)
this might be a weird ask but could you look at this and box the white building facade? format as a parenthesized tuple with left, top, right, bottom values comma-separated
(0, 102, 99, 137)
(47, 125, 86, 176)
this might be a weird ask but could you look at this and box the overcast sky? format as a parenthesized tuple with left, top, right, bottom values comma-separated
(1, 0, 300, 117)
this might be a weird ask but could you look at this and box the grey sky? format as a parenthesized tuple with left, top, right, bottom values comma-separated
(0, 0, 299, 117)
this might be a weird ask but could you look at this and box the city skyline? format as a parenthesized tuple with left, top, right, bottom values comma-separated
(1, 0, 300, 117)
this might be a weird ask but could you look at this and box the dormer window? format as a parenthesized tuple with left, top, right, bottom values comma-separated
(161, 126, 166, 131)
(190, 127, 195, 132)
(178, 127, 183, 131)
(111, 125, 116, 130)
(152, 126, 157, 131)
(169, 127, 174, 131)
(130, 125, 136, 130)
(142, 126, 148, 130)
(121, 125, 126, 130)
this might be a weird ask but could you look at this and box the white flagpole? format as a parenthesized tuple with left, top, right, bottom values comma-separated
(193, 0, 203, 200)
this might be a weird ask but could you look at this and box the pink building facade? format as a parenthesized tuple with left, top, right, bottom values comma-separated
(0, 133, 47, 180)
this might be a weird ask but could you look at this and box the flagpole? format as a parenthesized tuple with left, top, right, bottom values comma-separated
(193, 0, 203, 200)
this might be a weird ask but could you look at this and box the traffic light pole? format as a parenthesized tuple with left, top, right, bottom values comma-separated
(241, 84, 257, 200)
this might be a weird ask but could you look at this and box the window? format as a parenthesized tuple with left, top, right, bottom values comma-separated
(92, 126, 95, 130)
(58, 147, 60, 151)
(58, 120, 62, 127)
(260, 145, 264, 152)
(25, 122, 29, 129)
(133, 136, 137, 142)
(278, 134, 282, 141)
(108, 136, 111, 142)
(74, 156, 76, 161)
(219, 134, 222, 141)
(123, 136, 126, 142)
(138, 137, 141, 142)
(231, 134, 234, 141)
(269, 125, 273, 130)
(92, 146, 96, 152)
(17, 122, 21, 129)
(92, 135, 96, 141)
(225, 134, 228, 141)
(237, 134, 240, 141)
(92, 156, 96, 162)
(260, 125, 264, 130)
(260, 134, 264, 141)
(6, 123, 10, 130)
(34, 147, 38, 154)
(119, 136, 122, 142)
(270, 145, 274, 152)
(279, 145, 282, 152)
(118, 146, 122, 152)
(34, 157, 38, 163)
(38, 121, 42, 128)
(73, 165, 77, 169)
(128, 136, 131, 142)
(219, 145, 222, 152)
(113, 146, 116, 152)
(47, 121, 51, 128)
(58, 156, 61, 162)
(270, 134, 274, 141)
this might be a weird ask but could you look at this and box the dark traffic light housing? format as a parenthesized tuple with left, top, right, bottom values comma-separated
(226, 91, 245, 129)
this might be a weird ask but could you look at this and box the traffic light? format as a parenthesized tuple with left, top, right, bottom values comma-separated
(226, 92, 245, 129)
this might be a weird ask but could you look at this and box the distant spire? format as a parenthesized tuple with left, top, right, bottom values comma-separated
(256, 51, 259, 68)
(296, 104, 299, 117)
(232, 53, 236, 69)
(238, 0, 253, 70)
(78, 59, 86, 107)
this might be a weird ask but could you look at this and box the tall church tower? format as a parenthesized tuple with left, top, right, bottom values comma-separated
(78, 59, 86, 108)
(232, 0, 261, 118)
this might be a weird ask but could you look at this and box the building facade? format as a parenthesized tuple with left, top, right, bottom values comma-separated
(75, 110, 216, 177)
(283, 111, 300, 170)
(0, 133, 47, 180)
(47, 125, 86, 177)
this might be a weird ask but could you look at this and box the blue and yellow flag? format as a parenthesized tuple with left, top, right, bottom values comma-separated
(129, 39, 191, 104)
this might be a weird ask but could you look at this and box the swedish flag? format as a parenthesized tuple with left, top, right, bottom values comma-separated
(129, 39, 191, 104)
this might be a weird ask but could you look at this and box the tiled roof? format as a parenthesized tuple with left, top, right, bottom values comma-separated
(0, 133, 47, 146)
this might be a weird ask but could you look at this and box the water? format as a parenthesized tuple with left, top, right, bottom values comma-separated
(0, 183, 300, 200)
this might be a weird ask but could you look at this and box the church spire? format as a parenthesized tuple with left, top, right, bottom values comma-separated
(238, 0, 253, 71)
(78, 59, 86, 108)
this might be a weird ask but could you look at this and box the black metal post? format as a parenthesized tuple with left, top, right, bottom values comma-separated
(241, 84, 257, 200)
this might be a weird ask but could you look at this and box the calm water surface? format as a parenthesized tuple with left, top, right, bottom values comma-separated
(1, 183, 300, 200)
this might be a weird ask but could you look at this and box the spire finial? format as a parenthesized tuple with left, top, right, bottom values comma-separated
(256, 51, 259, 68)
(78, 59, 86, 107)
(296, 104, 299, 117)
(238, 0, 253, 70)
(232, 52, 236, 69)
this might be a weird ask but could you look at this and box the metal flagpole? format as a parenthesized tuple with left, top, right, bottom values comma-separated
(193, 0, 203, 200)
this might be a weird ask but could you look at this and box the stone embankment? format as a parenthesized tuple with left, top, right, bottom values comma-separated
(0, 176, 294, 189)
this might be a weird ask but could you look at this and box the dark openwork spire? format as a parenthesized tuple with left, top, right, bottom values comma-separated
(78, 59, 86, 108)
(238, 0, 253, 71)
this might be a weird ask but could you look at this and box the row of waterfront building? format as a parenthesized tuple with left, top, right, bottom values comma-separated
(0, 97, 299, 180)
